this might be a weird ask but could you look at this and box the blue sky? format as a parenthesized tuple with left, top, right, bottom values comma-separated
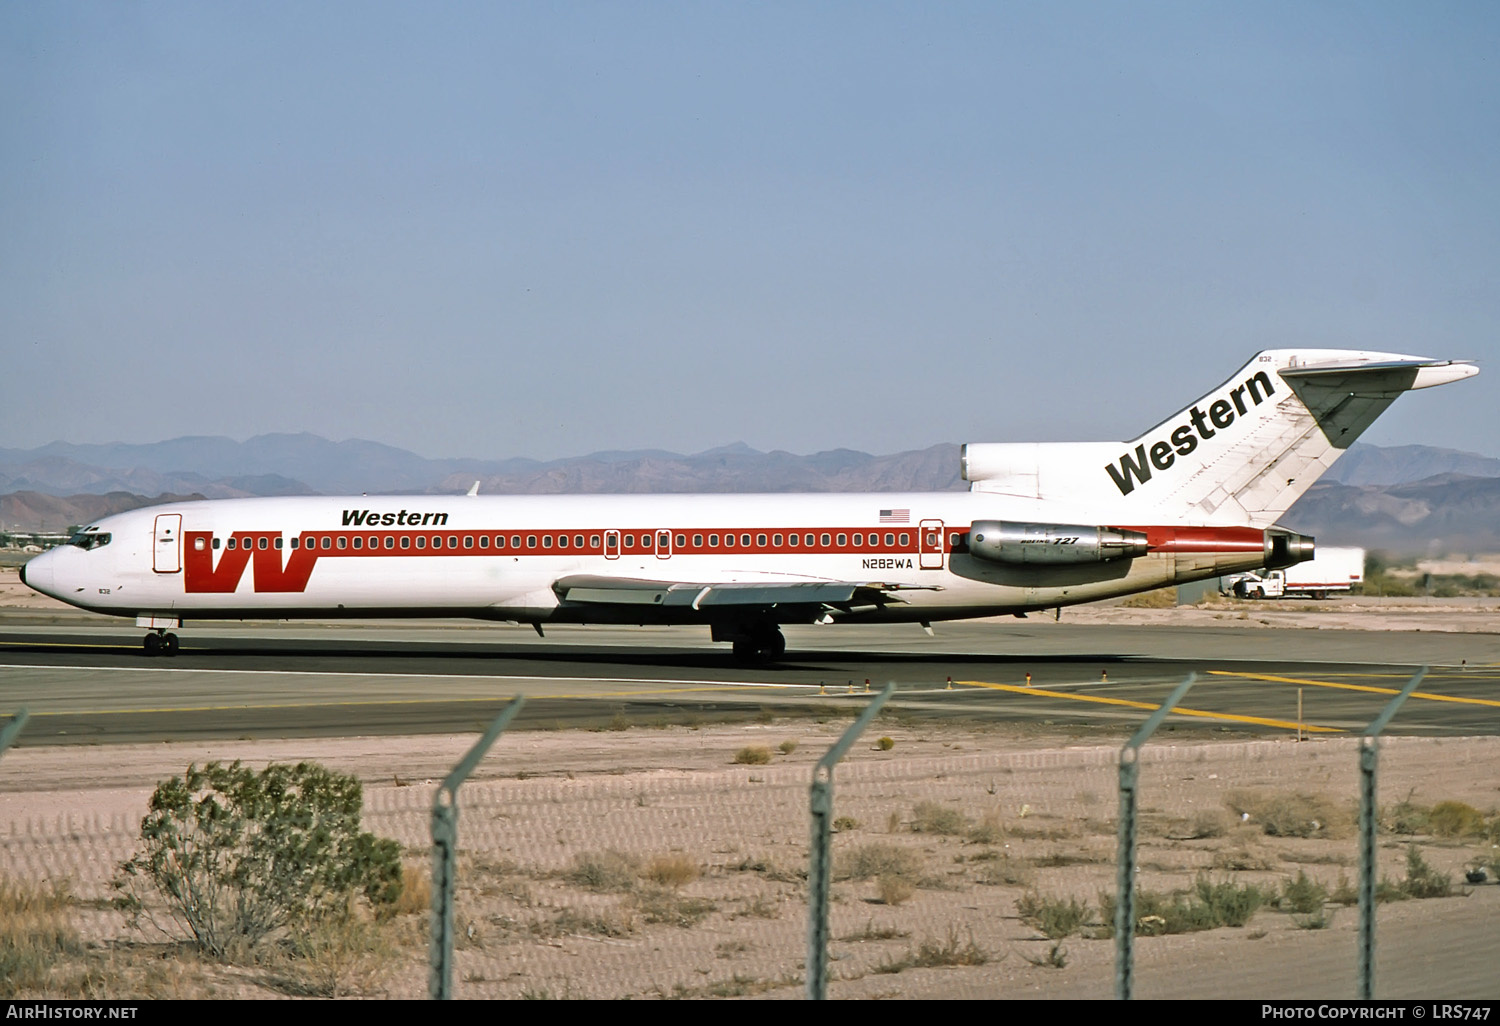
(2, 2, 1496, 460)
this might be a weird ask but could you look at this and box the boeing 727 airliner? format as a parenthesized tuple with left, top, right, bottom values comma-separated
(20, 349, 1477, 663)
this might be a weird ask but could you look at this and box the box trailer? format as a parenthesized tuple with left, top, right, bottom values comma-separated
(1221, 546, 1365, 599)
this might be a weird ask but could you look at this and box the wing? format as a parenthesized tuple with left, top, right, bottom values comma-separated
(552, 573, 937, 614)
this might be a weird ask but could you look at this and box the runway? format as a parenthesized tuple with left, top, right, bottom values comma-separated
(2, 618, 1498, 744)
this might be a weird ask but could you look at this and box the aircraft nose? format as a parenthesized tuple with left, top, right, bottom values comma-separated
(20, 552, 54, 596)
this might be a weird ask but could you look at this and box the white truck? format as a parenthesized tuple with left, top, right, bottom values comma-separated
(1221, 546, 1365, 600)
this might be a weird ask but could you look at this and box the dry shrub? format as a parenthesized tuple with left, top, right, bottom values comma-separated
(1121, 587, 1176, 608)
(911, 801, 969, 835)
(533, 907, 636, 939)
(643, 854, 699, 889)
(877, 873, 916, 906)
(280, 905, 395, 998)
(967, 812, 1006, 844)
(1016, 892, 1092, 939)
(975, 854, 1035, 888)
(1226, 790, 1351, 839)
(734, 746, 771, 765)
(876, 737, 895, 751)
(913, 928, 988, 967)
(632, 889, 716, 927)
(777, 739, 799, 755)
(1164, 810, 1231, 839)
(837, 843, 923, 882)
(566, 850, 640, 892)
(392, 864, 431, 916)
(0, 877, 80, 998)
(1211, 846, 1277, 872)
(1428, 801, 1486, 838)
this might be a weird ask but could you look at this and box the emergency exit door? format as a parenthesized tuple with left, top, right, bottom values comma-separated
(919, 519, 945, 570)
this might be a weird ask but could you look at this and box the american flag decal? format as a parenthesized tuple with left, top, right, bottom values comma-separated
(878, 508, 910, 524)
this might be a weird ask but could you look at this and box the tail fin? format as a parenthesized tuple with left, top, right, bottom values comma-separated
(964, 349, 1477, 527)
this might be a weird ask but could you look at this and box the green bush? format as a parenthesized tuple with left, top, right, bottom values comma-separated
(1016, 892, 1092, 939)
(1278, 871, 1328, 915)
(116, 761, 401, 960)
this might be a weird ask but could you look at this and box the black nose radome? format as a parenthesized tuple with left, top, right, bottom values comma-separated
(18, 563, 25, 588)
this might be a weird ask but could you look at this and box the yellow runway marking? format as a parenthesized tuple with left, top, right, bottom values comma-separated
(957, 680, 1340, 733)
(1206, 671, 1500, 709)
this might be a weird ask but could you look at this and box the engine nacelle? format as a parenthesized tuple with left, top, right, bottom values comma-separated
(1264, 529, 1315, 569)
(968, 520, 1149, 565)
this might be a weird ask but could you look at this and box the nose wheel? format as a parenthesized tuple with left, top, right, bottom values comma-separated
(143, 631, 180, 656)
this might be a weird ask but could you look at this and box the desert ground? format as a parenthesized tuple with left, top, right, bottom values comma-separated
(1, 563, 1498, 1000)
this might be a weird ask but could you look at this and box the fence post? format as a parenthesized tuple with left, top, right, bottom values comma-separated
(430, 697, 526, 1000)
(1116, 674, 1195, 1000)
(807, 682, 894, 1000)
(0, 708, 27, 761)
(1357, 667, 1425, 1000)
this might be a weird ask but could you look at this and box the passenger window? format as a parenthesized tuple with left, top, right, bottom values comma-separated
(289, 538, 298, 550)
(227, 538, 236, 550)
(557, 535, 568, 548)
(772, 533, 782, 546)
(352, 537, 362, 549)
(274, 537, 283, 550)
(692, 534, 702, 547)
(837, 533, 847, 546)
(591, 535, 600, 547)
(708, 534, 718, 547)
(212, 537, 220, 550)
(853, 533, 863, 545)
(740, 534, 751, 546)
(527, 535, 536, 548)
(885, 533, 894, 546)
(337, 537, 347, 549)
(576, 534, 586, 548)
(415, 536, 426, 549)
(399, 536, 409, 549)
(820, 533, 830, 546)
(510, 536, 520, 548)
(464, 536, 474, 548)
(369, 536, 378, 549)
(624, 534, 634, 547)
(258, 538, 268, 550)
(478, 535, 488, 548)
(543, 535, 552, 548)
(900, 533, 909, 546)
(674, 534, 685, 547)
(432, 536, 442, 549)
(756, 533, 767, 547)
(450, 536, 460, 549)
(193, 537, 205, 551)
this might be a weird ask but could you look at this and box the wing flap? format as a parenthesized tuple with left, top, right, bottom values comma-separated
(554, 574, 930, 611)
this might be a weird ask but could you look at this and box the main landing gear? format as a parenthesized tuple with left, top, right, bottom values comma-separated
(143, 630, 180, 656)
(729, 625, 786, 667)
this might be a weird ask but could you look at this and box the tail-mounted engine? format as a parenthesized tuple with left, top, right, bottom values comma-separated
(968, 521, 1149, 565)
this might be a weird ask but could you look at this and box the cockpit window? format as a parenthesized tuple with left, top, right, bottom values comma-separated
(66, 531, 112, 551)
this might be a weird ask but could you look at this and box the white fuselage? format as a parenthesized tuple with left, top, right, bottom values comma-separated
(22, 490, 1269, 626)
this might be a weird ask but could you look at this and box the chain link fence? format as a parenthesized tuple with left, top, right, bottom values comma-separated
(2, 699, 1497, 999)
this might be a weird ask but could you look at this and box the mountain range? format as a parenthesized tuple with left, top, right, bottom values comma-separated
(2, 435, 1496, 552)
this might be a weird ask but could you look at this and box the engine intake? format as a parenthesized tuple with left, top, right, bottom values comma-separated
(968, 521, 1149, 565)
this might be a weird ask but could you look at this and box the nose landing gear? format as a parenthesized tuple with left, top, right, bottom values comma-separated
(143, 630, 179, 656)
